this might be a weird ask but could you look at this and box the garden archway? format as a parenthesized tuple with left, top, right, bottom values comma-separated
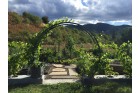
(27, 18, 101, 78)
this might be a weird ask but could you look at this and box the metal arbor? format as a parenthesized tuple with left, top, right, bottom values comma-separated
(27, 19, 101, 78)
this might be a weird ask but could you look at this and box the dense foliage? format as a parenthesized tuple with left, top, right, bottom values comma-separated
(8, 41, 28, 76)
(76, 45, 118, 80)
(118, 41, 132, 77)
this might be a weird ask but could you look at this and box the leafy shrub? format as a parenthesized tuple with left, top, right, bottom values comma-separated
(76, 48, 116, 79)
(8, 41, 28, 76)
(118, 41, 132, 78)
(92, 47, 103, 56)
(39, 48, 58, 63)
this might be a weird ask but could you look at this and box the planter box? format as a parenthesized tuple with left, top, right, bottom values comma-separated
(8, 75, 43, 86)
(30, 66, 44, 78)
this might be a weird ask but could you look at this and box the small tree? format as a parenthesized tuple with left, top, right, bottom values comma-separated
(76, 43, 118, 87)
(77, 50, 115, 76)
(42, 16, 49, 24)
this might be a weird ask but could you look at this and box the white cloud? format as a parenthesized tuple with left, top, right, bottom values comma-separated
(8, 0, 132, 25)
(107, 20, 132, 25)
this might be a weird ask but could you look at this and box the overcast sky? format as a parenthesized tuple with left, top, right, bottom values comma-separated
(8, 0, 132, 25)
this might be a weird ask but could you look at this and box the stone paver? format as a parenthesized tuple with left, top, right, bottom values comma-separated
(68, 69, 78, 76)
(70, 64, 77, 68)
(49, 72, 67, 75)
(51, 76, 79, 79)
(52, 64, 63, 68)
(64, 66, 73, 69)
(52, 68, 66, 72)
(64, 64, 77, 69)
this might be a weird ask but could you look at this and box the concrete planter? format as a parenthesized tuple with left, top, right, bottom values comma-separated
(30, 66, 44, 78)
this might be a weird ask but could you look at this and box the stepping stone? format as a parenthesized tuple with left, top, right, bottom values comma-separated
(52, 64, 63, 68)
(49, 72, 67, 75)
(52, 68, 66, 72)
(68, 69, 78, 76)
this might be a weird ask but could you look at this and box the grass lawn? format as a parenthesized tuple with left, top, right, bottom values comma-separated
(9, 81, 131, 93)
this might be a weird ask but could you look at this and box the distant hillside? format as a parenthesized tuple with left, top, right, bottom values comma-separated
(67, 23, 131, 34)
(8, 12, 43, 41)
(8, 12, 93, 44)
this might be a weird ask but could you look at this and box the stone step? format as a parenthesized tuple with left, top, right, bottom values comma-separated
(52, 68, 66, 72)
(52, 64, 64, 68)
(49, 72, 67, 75)
(43, 79, 79, 84)
(68, 69, 78, 76)
(64, 64, 77, 69)
(50, 76, 79, 79)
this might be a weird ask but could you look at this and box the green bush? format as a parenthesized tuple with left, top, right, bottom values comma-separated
(118, 41, 132, 78)
(39, 48, 57, 63)
(8, 41, 28, 76)
(76, 48, 117, 79)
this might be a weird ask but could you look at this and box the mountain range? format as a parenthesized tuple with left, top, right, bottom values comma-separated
(67, 23, 132, 34)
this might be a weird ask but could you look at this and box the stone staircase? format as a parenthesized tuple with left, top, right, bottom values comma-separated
(43, 64, 79, 84)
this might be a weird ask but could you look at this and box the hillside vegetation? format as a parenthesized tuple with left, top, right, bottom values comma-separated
(8, 12, 132, 45)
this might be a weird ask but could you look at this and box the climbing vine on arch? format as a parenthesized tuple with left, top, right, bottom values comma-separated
(26, 18, 75, 67)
